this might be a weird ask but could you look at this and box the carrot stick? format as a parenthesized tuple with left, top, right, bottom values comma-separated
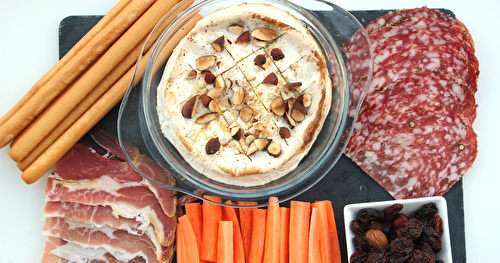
(263, 197, 280, 263)
(179, 215, 201, 263)
(185, 202, 203, 253)
(218, 221, 234, 263)
(249, 209, 267, 263)
(308, 207, 322, 263)
(0, 0, 159, 148)
(289, 201, 310, 263)
(223, 201, 245, 263)
(279, 207, 290, 263)
(20, 13, 202, 184)
(177, 219, 186, 263)
(236, 201, 257, 261)
(312, 201, 334, 263)
(318, 200, 342, 263)
(0, 0, 133, 128)
(200, 195, 223, 262)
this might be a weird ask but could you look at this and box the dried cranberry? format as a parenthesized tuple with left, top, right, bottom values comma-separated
(427, 214, 444, 235)
(357, 208, 384, 224)
(350, 251, 368, 263)
(390, 237, 414, 256)
(414, 202, 438, 219)
(422, 226, 442, 253)
(396, 218, 423, 240)
(384, 203, 403, 221)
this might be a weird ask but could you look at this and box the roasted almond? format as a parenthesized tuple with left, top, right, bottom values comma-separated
(284, 112, 296, 128)
(214, 75, 225, 88)
(251, 28, 277, 42)
(204, 71, 216, 84)
(253, 38, 268, 48)
(239, 106, 253, 122)
(297, 93, 312, 108)
(228, 24, 244, 35)
(267, 141, 281, 157)
(230, 127, 242, 140)
(207, 87, 223, 100)
(211, 36, 225, 52)
(196, 55, 216, 71)
(186, 69, 197, 79)
(245, 135, 258, 145)
(285, 98, 295, 115)
(246, 142, 259, 156)
(271, 97, 285, 116)
(364, 229, 389, 249)
(205, 137, 221, 155)
(208, 100, 218, 112)
(262, 72, 278, 85)
(200, 94, 212, 107)
(225, 78, 233, 89)
(291, 100, 307, 122)
(283, 82, 302, 92)
(254, 138, 271, 151)
(232, 86, 245, 105)
(254, 54, 267, 68)
(181, 95, 199, 118)
(279, 127, 291, 139)
(236, 30, 251, 44)
(196, 112, 218, 124)
(270, 48, 285, 61)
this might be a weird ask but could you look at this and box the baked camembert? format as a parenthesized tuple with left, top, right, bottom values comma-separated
(157, 3, 332, 186)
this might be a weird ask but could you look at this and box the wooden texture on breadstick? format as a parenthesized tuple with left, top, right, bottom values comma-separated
(9, 0, 183, 161)
(21, 13, 202, 184)
(16, 0, 193, 171)
(0, 0, 133, 129)
(0, 0, 157, 148)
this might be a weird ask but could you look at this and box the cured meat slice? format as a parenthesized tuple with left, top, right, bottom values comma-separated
(345, 105, 477, 199)
(356, 71, 477, 128)
(42, 218, 173, 263)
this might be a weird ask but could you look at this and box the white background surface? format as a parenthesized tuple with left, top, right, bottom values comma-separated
(0, 0, 498, 262)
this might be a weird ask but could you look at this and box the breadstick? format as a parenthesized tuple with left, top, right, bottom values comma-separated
(8, 0, 183, 161)
(0, 0, 133, 128)
(21, 13, 202, 184)
(0, 0, 158, 148)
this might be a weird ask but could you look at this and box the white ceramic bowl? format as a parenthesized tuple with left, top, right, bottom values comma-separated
(344, 197, 452, 262)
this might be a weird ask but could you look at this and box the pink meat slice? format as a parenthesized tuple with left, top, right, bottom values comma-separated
(345, 104, 477, 199)
(42, 218, 173, 263)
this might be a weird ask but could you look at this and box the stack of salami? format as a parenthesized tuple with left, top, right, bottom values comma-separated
(343, 7, 478, 199)
(40, 128, 177, 263)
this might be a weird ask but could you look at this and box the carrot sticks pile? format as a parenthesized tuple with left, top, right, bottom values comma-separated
(177, 195, 342, 263)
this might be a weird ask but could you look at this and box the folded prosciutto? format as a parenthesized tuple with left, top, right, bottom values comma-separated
(41, 128, 177, 263)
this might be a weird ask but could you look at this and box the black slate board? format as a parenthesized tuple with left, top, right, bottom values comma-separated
(59, 9, 466, 262)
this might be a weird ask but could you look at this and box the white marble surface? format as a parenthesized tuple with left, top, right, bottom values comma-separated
(1, 0, 498, 262)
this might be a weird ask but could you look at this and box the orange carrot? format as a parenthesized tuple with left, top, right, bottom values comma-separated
(249, 209, 267, 263)
(312, 202, 334, 263)
(319, 200, 342, 263)
(218, 221, 234, 263)
(279, 207, 290, 263)
(237, 201, 257, 260)
(185, 202, 203, 252)
(223, 201, 245, 263)
(263, 197, 280, 263)
(201, 195, 223, 262)
(289, 201, 310, 263)
(177, 219, 186, 263)
(179, 215, 201, 263)
(308, 207, 322, 263)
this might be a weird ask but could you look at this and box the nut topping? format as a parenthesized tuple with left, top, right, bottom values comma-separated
(228, 24, 244, 35)
(291, 100, 307, 122)
(279, 127, 291, 139)
(181, 95, 199, 118)
(270, 48, 285, 61)
(232, 86, 245, 105)
(245, 135, 258, 145)
(186, 69, 197, 79)
(236, 30, 251, 44)
(231, 127, 242, 140)
(271, 97, 285, 116)
(204, 71, 216, 84)
(207, 87, 223, 100)
(284, 112, 296, 128)
(208, 100, 218, 112)
(246, 142, 259, 156)
(214, 75, 225, 88)
(283, 82, 302, 92)
(225, 78, 233, 89)
(196, 112, 218, 124)
(253, 38, 267, 48)
(200, 94, 212, 107)
(211, 36, 225, 52)
(285, 98, 295, 115)
(254, 54, 267, 68)
(254, 138, 271, 151)
(297, 93, 312, 108)
(290, 62, 300, 70)
(196, 55, 216, 71)
(262, 72, 278, 85)
(267, 141, 281, 157)
(205, 137, 221, 155)
(239, 106, 254, 122)
(251, 28, 277, 42)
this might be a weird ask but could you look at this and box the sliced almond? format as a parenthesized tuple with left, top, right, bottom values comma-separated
(196, 112, 218, 124)
(228, 24, 244, 35)
(279, 127, 291, 139)
(267, 141, 281, 157)
(230, 127, 242, 140)
(245, 135, 258, 145)
(239, 106, 253, 122)
(207, 87, 223, 100)
(271, 97, 285, 116)
(225, 78, 233, 89)
(205, 137, 221, 155)
(181, 95, 199, 118)
(200, 94, 212, 107)
(262, 58, 272, 69)
(285, 98, 295, 115)
(251, 28, 277, 42)
(214, 75, 225, 88)
(208, 100, 218, 112)
(297, 93, 312, 108)
(283, 82, 302, 92)
(270, 48, 285, 61)
(246, 142, 259, 156)
(254, 138, 271, 151)
(236, 30, 251, 44)
(232, 86, 245, 105)
(196, 55, 216, 71)
(291, 100, 307, 122)
(262, 72, 278, 85)
(253, 38, 267, 48)
(186, 69, 197, 79)
(211, 36, 225, 52)
(284, 112, 296, 128)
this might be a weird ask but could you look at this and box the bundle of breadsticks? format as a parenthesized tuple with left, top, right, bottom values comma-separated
(0, 0, 199, 184)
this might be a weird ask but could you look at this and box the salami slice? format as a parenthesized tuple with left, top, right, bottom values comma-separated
(345, 104, 477, 199)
